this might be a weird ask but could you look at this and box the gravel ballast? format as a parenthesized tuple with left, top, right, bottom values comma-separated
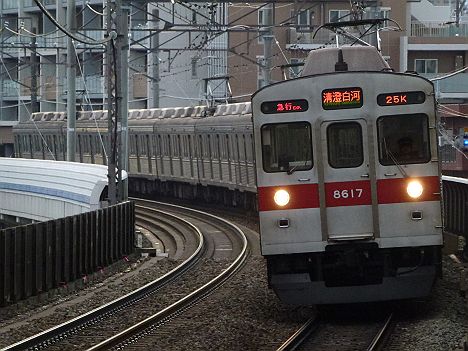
(0, 220, 466, 350)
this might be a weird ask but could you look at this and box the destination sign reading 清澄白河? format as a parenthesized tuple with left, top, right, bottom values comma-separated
(322, 87, 363, 110)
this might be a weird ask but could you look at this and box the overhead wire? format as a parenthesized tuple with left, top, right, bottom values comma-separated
(72, 40, 108, 161)
(32, 0, 115, 45)
(86, 3, 106, 17)
(0, 53, 56, 160)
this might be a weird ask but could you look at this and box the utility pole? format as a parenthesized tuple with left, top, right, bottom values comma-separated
(150, 8, 160, 108)
(106, 0, 129, 204)
(261, 3, 273, 87)
(30, 27, 39, 113)
(66, 0, 76, 162)
(118, 2, 129, 201)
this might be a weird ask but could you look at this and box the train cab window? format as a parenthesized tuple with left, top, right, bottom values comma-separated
(378, 114, 431, 165)
(327, 122, 363, 168)
(261, 122, 312, 173)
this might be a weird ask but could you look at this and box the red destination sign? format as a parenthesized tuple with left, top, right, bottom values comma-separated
(261, 99, 309, 114)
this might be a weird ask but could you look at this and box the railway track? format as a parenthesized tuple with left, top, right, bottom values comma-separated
(277, 310, 395, 351)
(4, 200, 249, 351)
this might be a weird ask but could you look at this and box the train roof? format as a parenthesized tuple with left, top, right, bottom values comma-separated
(302, 46, 390, 76)
(28, 102, 252, 123)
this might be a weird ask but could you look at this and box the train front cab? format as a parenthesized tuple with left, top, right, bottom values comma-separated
(252, 72, 443, 305)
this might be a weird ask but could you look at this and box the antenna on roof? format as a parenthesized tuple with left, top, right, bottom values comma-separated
(335, 50, 348, 71)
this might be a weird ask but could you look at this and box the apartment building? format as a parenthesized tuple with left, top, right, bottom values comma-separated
(226, 0, 468, 176)
(0, 0, 228, 156)
(1, 0, 467, 173)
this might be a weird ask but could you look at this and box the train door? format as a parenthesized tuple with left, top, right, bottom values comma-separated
(320, 119, 374, 240)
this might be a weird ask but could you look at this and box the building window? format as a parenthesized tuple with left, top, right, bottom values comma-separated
(191, 57, 198, 79)
(415, 59, 438, 74)
(364, 7, 390, 26)
(258, 9, 266, 43)
(289, 58, 303, 79)
(192, 10, 197, 24)
(258, 9, 266, 26)
(455, 55, 464, 70)
(329, 10, 350, 23)
(257, 55, 265, 89)
(297, 9, 309, 30)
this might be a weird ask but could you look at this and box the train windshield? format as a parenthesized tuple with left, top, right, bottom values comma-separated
(261, 122, 313, 173)
(377, 113, 431, 165)
(327, 122, 364, 168)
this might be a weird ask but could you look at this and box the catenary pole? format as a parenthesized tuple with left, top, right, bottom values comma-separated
(66, 0, 76, 161)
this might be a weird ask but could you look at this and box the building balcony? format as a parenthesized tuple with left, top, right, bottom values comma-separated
(1, 31, 66, 50)
(285, 27, 329, 50)
(74, 75, 105, 98)
(1, 80, 20, 98)
(411, 21, 468, 38)
(23, 0, 56, 9)
(131, 27, 150, 48)
(422, 73, 468, 99)
(285, 27, 368, 50)
(2, 0, 19, 10)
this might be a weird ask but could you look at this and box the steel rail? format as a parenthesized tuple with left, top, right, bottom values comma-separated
(87, 199, 250, 350)
(3, 205, 204, 351)
(276, 316, 320, 351)
(367, 312, 395, 351)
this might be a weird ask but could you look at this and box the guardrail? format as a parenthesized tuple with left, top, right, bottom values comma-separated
(0, 201, 135, 306)
(442, 176, 468, 256)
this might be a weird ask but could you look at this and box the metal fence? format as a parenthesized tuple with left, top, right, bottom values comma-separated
(0, 201, 134, 306)
(443, 177, 468, 254)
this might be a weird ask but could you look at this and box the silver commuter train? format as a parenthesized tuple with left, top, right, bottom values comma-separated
(252, 45, 442, 304)
(13, 103, 257, 207)
(13, 46, 443, 305)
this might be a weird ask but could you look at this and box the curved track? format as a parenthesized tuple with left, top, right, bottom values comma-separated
(87, 199, 250, 350)
(3, 200, 250, 350)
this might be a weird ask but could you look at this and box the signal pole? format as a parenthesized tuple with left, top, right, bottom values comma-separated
(106, 0, 129, 204)
(261, 3, 273, 87)
(30, 27, 39, 113)
(66, 0, 76, 162)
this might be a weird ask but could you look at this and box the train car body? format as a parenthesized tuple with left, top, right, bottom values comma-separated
(13, 103, 257, 208)
(252, 46, 443, 304)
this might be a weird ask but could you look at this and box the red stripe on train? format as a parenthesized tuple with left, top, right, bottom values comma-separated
(258, 184, 319, 211)
(258, 176, 440, 212)
(377, 176, 440, 204)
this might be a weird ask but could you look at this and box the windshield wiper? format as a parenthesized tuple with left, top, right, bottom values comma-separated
(384, 138, 408, 178)
(287, 165, 298, 175)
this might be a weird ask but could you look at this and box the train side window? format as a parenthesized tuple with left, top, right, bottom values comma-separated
(377, 114, 431, 165)
(182, 135, 187, 157)
(327, 122, 363, 168)
(157, 135, 162, 156)
(248, 134, 254, 162)
(167, 135, 172, 156)
(172, 135, 179, 157)
(211, 135, 218, 159)
(261, 122, 313, 173)
(140, 135, 147, 156)
(130, 135, 137, 155)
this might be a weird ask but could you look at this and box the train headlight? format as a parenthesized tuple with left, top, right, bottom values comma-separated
(407, 180, 423, 199)
(274, 189, 290, 207)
